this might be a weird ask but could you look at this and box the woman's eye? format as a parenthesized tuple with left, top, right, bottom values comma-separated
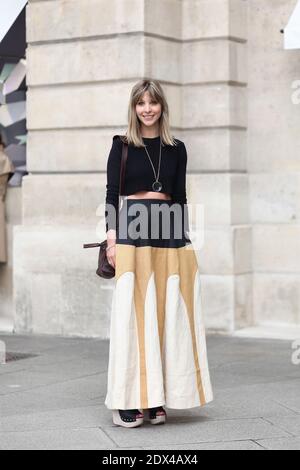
(138, 101, 157, 105)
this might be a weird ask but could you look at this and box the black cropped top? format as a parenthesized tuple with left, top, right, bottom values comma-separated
(105, 134, 190, 234)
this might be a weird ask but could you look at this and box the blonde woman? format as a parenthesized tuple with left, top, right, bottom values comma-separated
(104, 79, 213, 428)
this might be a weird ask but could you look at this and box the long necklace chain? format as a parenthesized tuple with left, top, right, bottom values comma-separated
(143, 137, 162, 192)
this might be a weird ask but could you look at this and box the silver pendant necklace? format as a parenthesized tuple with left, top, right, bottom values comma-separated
(143, 137, 163, 192)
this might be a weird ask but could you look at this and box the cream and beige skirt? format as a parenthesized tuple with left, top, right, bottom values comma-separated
(104, 198, 213, 410)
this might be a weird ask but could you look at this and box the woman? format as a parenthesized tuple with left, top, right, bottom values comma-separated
(0, 137, 15, 263)
(104, 79, 213, 428)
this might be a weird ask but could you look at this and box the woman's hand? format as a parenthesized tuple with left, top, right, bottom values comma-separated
(106, 230, 116, 269)
(106, 243, 116, 269)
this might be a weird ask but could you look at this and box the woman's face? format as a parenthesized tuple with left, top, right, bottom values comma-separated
(135, 91, 162, 129)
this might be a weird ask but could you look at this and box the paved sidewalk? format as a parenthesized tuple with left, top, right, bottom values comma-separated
(0, 333, 299, 450)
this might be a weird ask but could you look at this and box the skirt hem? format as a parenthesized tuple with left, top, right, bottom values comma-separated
(104, 397, 214, 410)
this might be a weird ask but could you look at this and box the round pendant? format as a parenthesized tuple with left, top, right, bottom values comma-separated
(152, 181, 162, 192)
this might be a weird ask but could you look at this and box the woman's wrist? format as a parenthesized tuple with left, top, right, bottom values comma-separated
(106, 228, 116, 247)
(107, 229, 116, 240)
(106, 243, 116, 252)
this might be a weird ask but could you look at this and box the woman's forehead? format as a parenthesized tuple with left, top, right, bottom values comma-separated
(139, 90, 156, 100)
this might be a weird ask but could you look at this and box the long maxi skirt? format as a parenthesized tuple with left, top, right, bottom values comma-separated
(104, 198, 213, 410)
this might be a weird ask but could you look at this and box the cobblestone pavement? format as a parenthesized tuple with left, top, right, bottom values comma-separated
(0, 333, 299, 450)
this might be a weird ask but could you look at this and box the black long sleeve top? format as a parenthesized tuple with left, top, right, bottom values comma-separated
(105, 134, 190, 235)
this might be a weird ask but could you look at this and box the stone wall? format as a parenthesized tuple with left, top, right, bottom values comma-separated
(9, 0, 299, 337)
(248, 0, 300, 327)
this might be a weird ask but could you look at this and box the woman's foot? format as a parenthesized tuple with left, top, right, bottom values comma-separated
(112, 409, 144, 428)
(147, 406, 167, 425)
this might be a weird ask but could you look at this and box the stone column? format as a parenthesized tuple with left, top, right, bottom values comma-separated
(181, 0, 251, 332)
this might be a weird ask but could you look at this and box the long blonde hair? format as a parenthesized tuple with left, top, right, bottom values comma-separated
(124, 78, 178, 148)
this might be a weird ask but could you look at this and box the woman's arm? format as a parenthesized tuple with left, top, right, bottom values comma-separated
(172, 141, 190, 238)
(105, 135, 123, 236)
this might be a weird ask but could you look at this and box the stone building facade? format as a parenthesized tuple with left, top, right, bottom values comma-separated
(0, 0, 299, 337)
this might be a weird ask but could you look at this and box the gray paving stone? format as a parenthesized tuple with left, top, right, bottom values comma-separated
(262, 415, 300, 437)
(0, 369, 107, 398)
(255, 437, 300, 450)
(0, 404, 110, 432)
(0, 333, 298, 450)
(143, 440, 264, 450)
(170, 394, 296, 421)
(0, 334, 109, 368)
(102, 418, 290, 448)
(264, 386, 300, 413)
(0, 334, 71, 352)
(0, 428, 116, 450)
(0, 360, 107, 395)
(0, 389, 86, 418)
(0, 386, 106, 418)
(221, 380, 300, 414)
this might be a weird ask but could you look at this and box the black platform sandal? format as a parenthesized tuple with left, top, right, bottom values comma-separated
(112, 409, 144, 428)
(147, 406, 167, 425)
